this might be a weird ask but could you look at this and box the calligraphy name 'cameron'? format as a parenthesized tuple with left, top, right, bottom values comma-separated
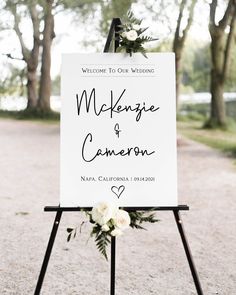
(82, 133, 155, 162)
(76, 88, 160, 122)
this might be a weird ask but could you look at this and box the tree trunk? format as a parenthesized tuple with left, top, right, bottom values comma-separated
(208, 0, 236, 128)
(210, 69, 225, 126)
(208, 33, 226, 126)
(26, 39, 40, 110)
(38, 0, 55, 112)
(174, 49, 182, 109)
(172, 0, 197, 110)
(26, 67, 38, 109)
(11, 2, 40, 111)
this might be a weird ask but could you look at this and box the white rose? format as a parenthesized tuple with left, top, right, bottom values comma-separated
(132, 24, 140, 31)
(111, 228, 123, 237)
(101, 224, 110, 232)
(126, 30, 138, 41)
(112, 209, 131, 231)
(121, 31, 127, 38)
(91, 202, 117, 226)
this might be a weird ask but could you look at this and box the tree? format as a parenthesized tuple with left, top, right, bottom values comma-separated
(37, 0, 55, 112)
(208, 0, 236, 127)
(181, 40, 211, 92)
(37, 0, 97, 111)
(173, 0, 197, 108)
(3, 0, 100, 113)
(100, 0, 135, 36)
(147, 0, 197, 104)
(5, 0, 41, 109)
(5, 0, 56, 112)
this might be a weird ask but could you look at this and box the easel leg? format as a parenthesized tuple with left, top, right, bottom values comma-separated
(173, 210, 203, 295)
(34, 210, 62, 295)
(110, 236, 116, 295)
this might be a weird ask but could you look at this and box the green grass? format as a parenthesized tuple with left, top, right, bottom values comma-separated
(178, 120, 236, 158)
(0, 109, 60, 123)
(179, 100, 236, 121)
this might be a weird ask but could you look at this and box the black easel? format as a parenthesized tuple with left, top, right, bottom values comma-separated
(34, 18, 204, 295)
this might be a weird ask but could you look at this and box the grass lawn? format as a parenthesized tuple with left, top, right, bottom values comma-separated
(177, 120, 236, 159)
(0, 109, 60, 123)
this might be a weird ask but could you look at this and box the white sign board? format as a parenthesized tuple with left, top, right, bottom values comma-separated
(60, 53, 177, 207)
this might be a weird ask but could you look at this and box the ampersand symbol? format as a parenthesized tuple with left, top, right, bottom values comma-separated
(114, 123, 121, 138)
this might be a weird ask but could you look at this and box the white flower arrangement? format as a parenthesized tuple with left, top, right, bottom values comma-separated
(67, 202, 159, 260)
(91, 202, 131, 236)
(125, 30, 138, 41)
(116, 11, 158, 58)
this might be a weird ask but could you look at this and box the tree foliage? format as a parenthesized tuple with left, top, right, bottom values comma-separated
(0, 65, 25, 95)
(100, 0, 136, 35)
(1, 0, 101, 113)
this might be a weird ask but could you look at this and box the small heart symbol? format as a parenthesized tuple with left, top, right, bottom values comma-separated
(111, 185, 125, 199)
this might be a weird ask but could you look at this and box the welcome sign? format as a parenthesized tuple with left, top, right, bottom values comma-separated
(60, 53, 177, 207)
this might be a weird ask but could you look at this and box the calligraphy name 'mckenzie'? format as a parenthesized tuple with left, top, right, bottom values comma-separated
(76, 88, 160, 122)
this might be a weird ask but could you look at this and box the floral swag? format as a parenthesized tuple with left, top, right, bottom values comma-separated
(67, 202, 159, 260)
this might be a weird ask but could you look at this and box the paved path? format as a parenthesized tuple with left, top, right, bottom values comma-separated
(0, 119, 236, 295)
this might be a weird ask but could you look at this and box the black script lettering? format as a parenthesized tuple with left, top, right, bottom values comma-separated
(75, 88, 160, 122)
(76, 88, 107, 116)
(110, 89, 126, 118)
(81, 133, 155, 163)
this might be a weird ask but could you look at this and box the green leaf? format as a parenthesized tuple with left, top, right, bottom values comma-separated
(115, 10, 158, 58)
(139, 27, 149, 34)
(129, 210, 160, 230)
(67, 228, 74, 233)
(116, 46, 126, 53)
(94, 231, 111, 261)
(67, 227, 78, 242)
(67, 233, 72, 242)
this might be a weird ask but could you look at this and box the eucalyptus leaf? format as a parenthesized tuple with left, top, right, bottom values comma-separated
(67, 233, 71, 242)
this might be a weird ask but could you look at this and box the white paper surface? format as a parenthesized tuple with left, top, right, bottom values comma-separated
(60, 53, 177, 207)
